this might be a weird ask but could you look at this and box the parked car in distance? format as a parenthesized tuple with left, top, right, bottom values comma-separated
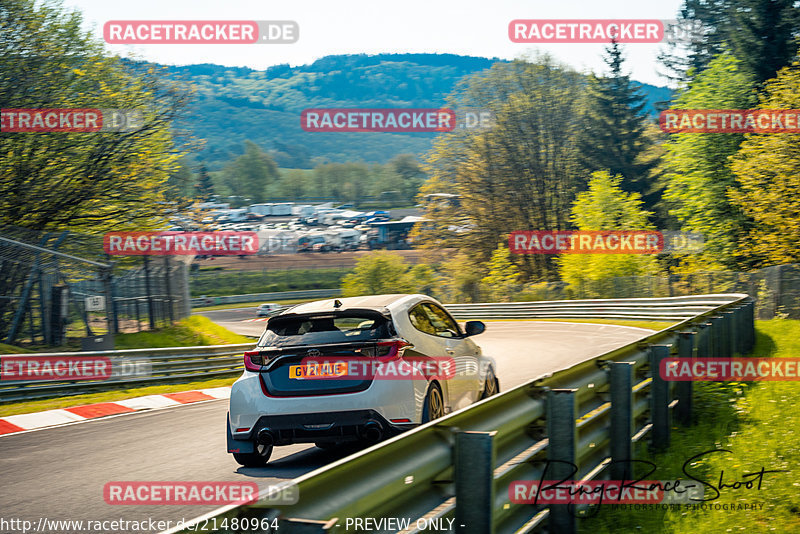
(256, 303, 282, 317)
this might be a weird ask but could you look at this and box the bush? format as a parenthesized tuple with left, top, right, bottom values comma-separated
(190, 268, 348, 297)
(341, 251, 435, 297)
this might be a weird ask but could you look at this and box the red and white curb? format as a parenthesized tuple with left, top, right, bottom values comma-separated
(0, 386, 231, 436)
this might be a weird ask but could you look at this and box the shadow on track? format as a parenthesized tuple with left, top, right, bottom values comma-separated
(235, 443, 370, 479)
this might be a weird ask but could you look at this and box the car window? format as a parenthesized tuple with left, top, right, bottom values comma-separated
(408, 304, 437, 336)
(258, 314, 389, 347)
(422, 303, 461, 338)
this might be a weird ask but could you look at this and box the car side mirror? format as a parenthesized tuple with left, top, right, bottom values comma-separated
(464, 321, 485, 337)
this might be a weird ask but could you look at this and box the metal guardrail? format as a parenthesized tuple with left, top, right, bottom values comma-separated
(1, 294, 744, 406)
(0, 344, 252, 403)
(166, 293, 755, 534)
(191, 289, 341, 308)
(446, 294, 742, 321)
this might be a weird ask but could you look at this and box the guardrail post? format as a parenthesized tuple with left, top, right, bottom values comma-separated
(676, 333, 695, 425)
(722, 310, 735, 357)
(747, 300, 756, 353)
(609, 362, 634, 481)
(736, 305, 747, 355)
(546, 389, 577, 534)
(709, 316, 723, 358)
(455, 431, 496, 534)
(143, 255, 156, 330)
(649, 345, 671, 450)
(740, 301, 753, 353)
(696, 322, 711, 358)
(717, 313, 728, 357)
(730, 306, 741, 356)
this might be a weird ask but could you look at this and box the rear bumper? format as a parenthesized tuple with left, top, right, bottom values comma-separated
(236, 409, 414, 446)
(229, 370, 424, 432)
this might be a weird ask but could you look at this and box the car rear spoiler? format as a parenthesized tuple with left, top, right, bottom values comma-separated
(268, 307, 392, 325)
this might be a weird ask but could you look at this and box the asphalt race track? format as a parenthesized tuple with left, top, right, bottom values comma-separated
(0, 310, 654, 533)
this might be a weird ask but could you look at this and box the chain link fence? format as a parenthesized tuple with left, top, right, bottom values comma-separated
(0, 225, 190, 347)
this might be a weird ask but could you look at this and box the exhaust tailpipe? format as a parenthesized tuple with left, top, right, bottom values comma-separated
(361, 421, 383, 443)
(257, 428, 275, 446)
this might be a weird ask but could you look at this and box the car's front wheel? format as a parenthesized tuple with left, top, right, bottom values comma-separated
(232, 442, 273, 467)
(422, 382, 445, 423)
(480, 366, 499, 399)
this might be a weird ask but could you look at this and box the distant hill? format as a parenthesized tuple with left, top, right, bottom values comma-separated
(141, 54, 672, 169)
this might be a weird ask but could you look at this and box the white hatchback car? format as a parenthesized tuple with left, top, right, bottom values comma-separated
(256, 303, 282, 317)
(227, 294, 498, 466)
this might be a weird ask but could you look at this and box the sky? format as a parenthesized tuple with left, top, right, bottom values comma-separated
(60, 0, 688, 87)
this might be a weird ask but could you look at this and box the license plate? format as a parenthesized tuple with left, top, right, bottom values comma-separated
(288, 362, 348, 379)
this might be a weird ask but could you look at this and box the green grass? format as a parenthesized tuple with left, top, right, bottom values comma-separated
(0, 316, 250, 416)
(0, 376, 236, 417)
(579, 319, 800, 533)
(189, 267, 349, 297)
(0, 342, 31, 354)
(527, 318, 675, 331)
(114, 316, 253, 348)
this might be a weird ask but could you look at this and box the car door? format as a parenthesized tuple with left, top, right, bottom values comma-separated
(407, 303, 457, 413)
(420, 303, 481, 409)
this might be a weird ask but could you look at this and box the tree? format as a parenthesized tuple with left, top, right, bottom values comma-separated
(417, 55, 590, 280)
(338, 163, 370, 206)
(268, 169, 311, 199)
(661, 52, 756, 269)
(341, 251, 433, 296)
(405, 264, 437, 296)
(0, 0, 189, 233)
(729, 0, 800, 86)
(577, 40, 659, 209)
(0, 0, 189, 340)
(195, 165, 214, 200)
(728, 61, 800, 265)
(659, 0, 800, 84)
(658, 0, 737, 82)
(481, 244, 521, 302)
(388, 154, 427, 203)
(435, 251, 484, 303)
(165, 159, 195, 201)
(558, 171, 661, 296)
(220, 141, 279, 203)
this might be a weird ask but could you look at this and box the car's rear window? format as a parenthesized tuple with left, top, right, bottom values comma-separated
(257, 313, 392, 347)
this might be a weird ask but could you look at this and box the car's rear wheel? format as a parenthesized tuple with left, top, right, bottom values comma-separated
(422, 382, 445, 423)
(232, 442, 273, 467)
(480, 366, 499, 399)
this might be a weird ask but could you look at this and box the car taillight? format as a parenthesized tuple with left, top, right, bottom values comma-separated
(359, 340, 412, 358)
(244, 350, 263, 371)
